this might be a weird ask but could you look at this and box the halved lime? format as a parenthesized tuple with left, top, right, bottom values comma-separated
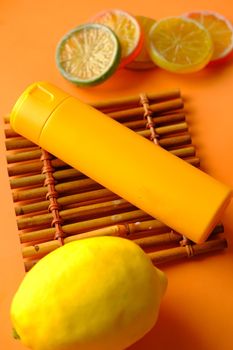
(56, 23, 121, 86)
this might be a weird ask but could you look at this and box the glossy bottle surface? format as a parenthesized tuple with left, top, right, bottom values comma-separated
(10, 82, 232, 243)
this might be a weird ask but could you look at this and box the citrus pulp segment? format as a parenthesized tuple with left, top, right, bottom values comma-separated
(185, 11, 233, 62)
(56, 23, 121, 86)
(147, 16, 214, 73)
(92, 9, 144, 67)
(126, 15, 156, 70)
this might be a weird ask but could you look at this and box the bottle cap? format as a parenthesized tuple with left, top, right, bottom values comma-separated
(10, 82, 69, 143)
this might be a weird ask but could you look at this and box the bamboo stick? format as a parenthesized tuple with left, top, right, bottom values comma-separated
(7, 151, 65, 167)
(92, 89, 181, 110)
(8, 144, 194, 188)
(22, 225, 128, 260)
(137, 122, 188, 138)
(7, 123, 188, 178)
(11, 174, 45, 189)
(5, 138, 36, 150)
(23, 237, 227, 272)
(22, 221, 168, 259)
(24, 260, 38, 271)
(19, 209, 150, 243)
(126, 219, 170, 234)
(22, 222, 223, 263)
(4, 128, 19, 138)
(183, 157, 200, 167)
(57, 197, 118, 211)
(170, 146, 195, 158)
(148, 238, 227, 264)
(21, 219, 170, 246)
(17, 195, 118, 216)
(66, 219, 170, 239)
(4, 90, 181, 125)
(15, 188, 116, 215)
(5, 117, 187, 157)
(12, 157, 199, 204)
(3, 115, 10, 123)
(21, 221, 223, 259)
(108, 99, 184, 121)
(23, 240, 60, 259)
(12, 158, 200, 206)
(17, 198, 135, 230)
(8, 149, 197, 186)
(7, 150, 42, 164)
(22, 221, 223, 248)
(5, 121, 187, 142)
(159, 134, 191, 148)
(5, 113, 186, 142)
(6, 133, 192, 156)
(140, 129, 173, 141)
(10, 168, 83, 189)
(21, 222, 224, 260)
(134, 231, 182, 247)
(13, 178, 102, 202)
(64, 224, 128, 243)
(8, 158, 68, 176)
(123, 113, 186, 130)
(22, 220, 168, 269)
(9, 146, 195, 188)
(155, 122, 188, 135)
(12, 154, 200, 204)
(211, 223, 224, 235)
(133, 223, 224, 248)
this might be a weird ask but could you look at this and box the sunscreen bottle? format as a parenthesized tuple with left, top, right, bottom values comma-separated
(10, 82, 232, 243)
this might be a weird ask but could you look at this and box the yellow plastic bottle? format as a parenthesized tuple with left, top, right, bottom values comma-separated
(10, 82, 232, 243)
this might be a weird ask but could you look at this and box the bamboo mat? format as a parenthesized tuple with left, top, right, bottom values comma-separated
(3, 90, 227, 271)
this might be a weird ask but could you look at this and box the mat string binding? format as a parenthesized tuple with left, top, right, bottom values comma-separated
(140, 93, 160, 145)
(41, 149, 65, 245)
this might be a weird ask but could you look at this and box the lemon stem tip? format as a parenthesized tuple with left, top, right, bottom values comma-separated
(12, 328, 20, 340)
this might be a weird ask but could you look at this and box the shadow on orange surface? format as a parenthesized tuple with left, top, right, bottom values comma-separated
(130, 300, 208, 350)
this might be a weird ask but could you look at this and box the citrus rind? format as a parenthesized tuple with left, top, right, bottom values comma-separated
(147, 16, 214, 73)
(92, 9, 144, 67)
(184, 10, 233, 62)
(126, 15, 156, 70)
(56, 23, 121, 86)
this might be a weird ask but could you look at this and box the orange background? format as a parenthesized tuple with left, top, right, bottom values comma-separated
(1, 0, 233, 349)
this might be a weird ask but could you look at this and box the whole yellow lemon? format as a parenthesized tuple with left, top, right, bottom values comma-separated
(11, 236, 167, 350)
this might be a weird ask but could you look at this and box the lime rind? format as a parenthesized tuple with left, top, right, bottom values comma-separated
(56, 23, 121, 86)
(147, 16, 214, 73)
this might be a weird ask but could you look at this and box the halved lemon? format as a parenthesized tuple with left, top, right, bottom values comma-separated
(92, 9, 144, 68)
(56, 23, 121, 86)
(185, 11, 233, 63)
(147, 16, 213, 73)
(126, 15, 156, 70)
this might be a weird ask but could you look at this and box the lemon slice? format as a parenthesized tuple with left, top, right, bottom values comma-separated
(148, 16, 213, 73)
(92, 9, 143, 67)
(56, 23, 121, 86)
(185, 11, 233, 63)
(126, 15, 156, 70)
